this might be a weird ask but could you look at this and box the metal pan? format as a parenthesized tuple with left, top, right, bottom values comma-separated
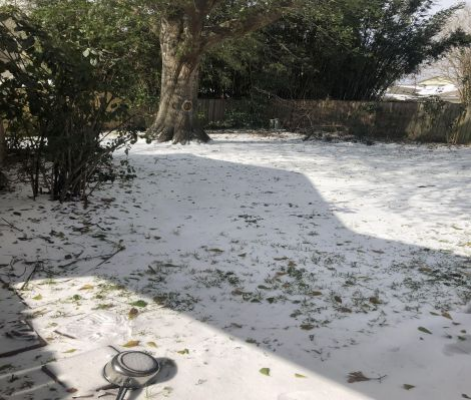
(103, 351, 160, 400)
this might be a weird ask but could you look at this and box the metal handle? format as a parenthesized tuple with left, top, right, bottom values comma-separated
(115, 386, 128, 400)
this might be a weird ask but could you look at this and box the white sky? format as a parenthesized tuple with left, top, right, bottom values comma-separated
(401, 0, 470, 83)
(434, 0, 469, 10)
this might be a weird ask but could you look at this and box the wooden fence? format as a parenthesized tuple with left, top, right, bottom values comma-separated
(197, 98, 471, 144)
(198, 99, 227, 123)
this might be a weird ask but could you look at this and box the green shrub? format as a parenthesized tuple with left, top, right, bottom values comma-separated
(0, 6, 135, 203)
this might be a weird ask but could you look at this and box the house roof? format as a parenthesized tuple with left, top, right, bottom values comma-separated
(417, 76, 454, 86)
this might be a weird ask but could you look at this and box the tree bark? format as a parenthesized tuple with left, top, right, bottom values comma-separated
(148, 2, 294, 144)
(148, 16, 210, 144)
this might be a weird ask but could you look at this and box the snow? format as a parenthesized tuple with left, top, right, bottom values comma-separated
(416, 83, 457, 96)
(1, 132, 470, 399)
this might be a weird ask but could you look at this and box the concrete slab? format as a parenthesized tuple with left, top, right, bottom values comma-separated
(0, 318, 46, 358)
(54, 311, 132, 345)
(0, 283, 46, 358)
(0, 362, 57, 399)
(0, 284, 28, 319)
(43, 345, 120, 397)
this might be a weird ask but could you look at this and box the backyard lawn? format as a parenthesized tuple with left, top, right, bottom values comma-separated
(1, 132, 470, 399)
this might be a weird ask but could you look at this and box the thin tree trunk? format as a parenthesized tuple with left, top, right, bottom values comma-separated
(0, 120, 7, 190)
(0, 120, 6, 168)
(149, 17, 210, 144)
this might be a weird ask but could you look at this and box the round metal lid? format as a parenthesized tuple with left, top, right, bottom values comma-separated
(114, 351, 160, 377)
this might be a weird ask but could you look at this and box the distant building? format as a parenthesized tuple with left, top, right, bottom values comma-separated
(385, 76, 460, 103)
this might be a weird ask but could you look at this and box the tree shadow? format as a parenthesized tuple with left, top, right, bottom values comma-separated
(1, 143, 470, 399)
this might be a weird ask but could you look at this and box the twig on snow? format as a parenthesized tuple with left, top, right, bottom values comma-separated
(20, 260, 43, 291)
(1, 217, 24, 233)
(87, 246, 125, 271)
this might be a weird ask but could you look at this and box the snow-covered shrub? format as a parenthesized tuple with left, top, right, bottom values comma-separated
(0, 6, 135, 203)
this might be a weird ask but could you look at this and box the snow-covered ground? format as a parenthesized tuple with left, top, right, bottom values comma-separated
(1, 132, 471, 399)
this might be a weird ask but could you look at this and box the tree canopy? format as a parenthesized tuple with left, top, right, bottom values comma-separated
(1, 0, 469, 143)
(25, 0, 470, 102)
(200, 0, 469, 100)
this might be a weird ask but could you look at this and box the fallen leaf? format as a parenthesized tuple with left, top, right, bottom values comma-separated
(442, 311, 452, 320)
(32, 294, 42, 301)
(96, 303, 114, 310)
(147, 341, 158, 348)
(369, 296, 382, 305)
(300, 324, 315, 331)
(129, 300, 148, 308)
(208, 248, 224, 253)
(63, 349, 77, 354)
(347, 371, 371, 383)
(334, 295, 342, 303)
(418, 326, 432, 335)
(79, 284, 94, 291)
(122, 340, 140, 348)
(128, 308, 139, 320)
(310, 291, 323, 296)
(259, 368, 270, 376)
(403, 384, 415, 390)
(66, 388, 78, 393)
(177, 349, 189, 355)
(295, 373, 307, 378)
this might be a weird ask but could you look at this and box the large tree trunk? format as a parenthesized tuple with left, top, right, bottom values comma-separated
(149, 17, 210, 144)
(147, 3, 292, 144)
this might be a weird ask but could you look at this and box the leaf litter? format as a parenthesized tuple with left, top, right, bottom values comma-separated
(1, 133, 471, 400)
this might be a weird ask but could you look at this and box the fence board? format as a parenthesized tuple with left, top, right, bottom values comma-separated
(266, 99, 468, 143)
(179, 98, 470, 144)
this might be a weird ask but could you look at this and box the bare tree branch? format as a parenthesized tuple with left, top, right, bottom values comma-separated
(202, 1, 296, 49)
(437, 5, 471, 104)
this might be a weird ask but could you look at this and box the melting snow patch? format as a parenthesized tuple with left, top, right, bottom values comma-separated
(55, 311, 132, 344)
